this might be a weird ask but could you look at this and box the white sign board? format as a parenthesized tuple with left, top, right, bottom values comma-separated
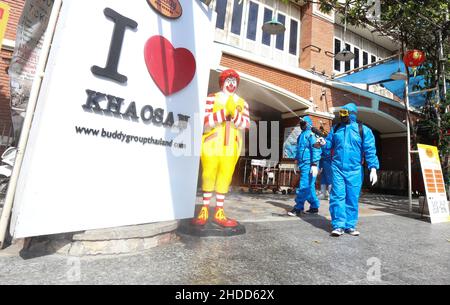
(283, 126, 301, 159)
(11, 0, 214, 238)
(417, 144, 450, 224)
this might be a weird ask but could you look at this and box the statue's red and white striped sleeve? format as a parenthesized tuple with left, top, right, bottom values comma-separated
(233, 102, 250, 129)
(204, 94, 226, 128)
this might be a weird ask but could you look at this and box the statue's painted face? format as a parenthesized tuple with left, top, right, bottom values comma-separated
(223, 77, 237, 95)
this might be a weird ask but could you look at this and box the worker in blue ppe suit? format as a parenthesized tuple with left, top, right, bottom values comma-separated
(322, 103, 379, 237)
(288, 116, 322, 216)
(318, 143, 332, 200)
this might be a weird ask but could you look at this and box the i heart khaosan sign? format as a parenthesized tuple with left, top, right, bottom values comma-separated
(11, 0, 215, 238)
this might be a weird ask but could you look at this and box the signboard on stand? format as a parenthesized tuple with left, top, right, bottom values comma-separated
(417, 144, 450, 224)
(11, 0, 215, 238)
(283, 126, 301, 159)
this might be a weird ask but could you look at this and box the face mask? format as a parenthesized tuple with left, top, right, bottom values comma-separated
(300, 121, 307, 131)
(340, 116, 350, 124)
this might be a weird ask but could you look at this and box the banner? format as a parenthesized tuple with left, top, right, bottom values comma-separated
(283, 126, 301, 159)
(11, 0, 215, 238)
(8, 0, 54, 142)
(417, 144, 450, 224)
(0, 1, 10, 47)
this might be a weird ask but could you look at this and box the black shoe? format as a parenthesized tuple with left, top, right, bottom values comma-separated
(306, 208, 319, 214)
(287, 208, 303, 217)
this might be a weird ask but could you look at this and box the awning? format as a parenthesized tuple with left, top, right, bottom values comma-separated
(337, 59, 430, 107)
(209, 69, 313, 114)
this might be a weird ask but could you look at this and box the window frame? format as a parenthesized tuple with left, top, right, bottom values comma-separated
(334, 37, 342, 72)
(213, 0, 301, 64)
(275, 12, 286, 51)
(288, 17, 300, 57)
(246, 1, 259, 41)
(230, 0, 244, 36)
(214, 0, 228, 30)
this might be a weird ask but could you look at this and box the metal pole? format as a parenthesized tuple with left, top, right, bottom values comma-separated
(405, 74, 413, 213)
(438, 30, 447, 110)
(0, 0, 63, 249)
(438, 29, 449, 198)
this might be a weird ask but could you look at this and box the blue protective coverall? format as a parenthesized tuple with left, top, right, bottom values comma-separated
(325, 103, 379, 229)
(319, 145, 332, 186)
(294, 116, 322, 210)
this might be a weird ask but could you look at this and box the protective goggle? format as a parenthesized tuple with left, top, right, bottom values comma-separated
(339, 109, 349, 117)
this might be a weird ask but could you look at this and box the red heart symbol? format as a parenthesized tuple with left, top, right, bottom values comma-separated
(144, 35, 196, 96)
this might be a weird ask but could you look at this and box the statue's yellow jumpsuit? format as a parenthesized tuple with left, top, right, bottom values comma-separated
(201, 92, 249, 194)
(193, 90, 250, 227)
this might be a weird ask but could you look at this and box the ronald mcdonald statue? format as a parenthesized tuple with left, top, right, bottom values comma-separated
(192, 69, 250, 228)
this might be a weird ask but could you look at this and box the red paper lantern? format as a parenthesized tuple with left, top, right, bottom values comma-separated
(403, 50, 426, 67)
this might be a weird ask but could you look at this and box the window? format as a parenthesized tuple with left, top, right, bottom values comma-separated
(334, 38, 341, 71)
(289, 19, 298, 55)
(363, 51, 368, 66)
(371, 55, 376, 63)
(246, 1, 259, 41)
(231, 0, 244, 35)
(215, 0, 227, 30)
(345, 43, 351, 71)
(354, 47, 360, 68)
(262, 8, 273, 46)
(275, 13, 286, 50)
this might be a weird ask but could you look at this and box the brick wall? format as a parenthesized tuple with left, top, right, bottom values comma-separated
(282, 115, 331, 132)
(379, 102, 406, 122)
(299, 4, 334, 76)
(0, 49, 11, 127)
(221, 54, 311, 101)
(222, 53, 372, 114)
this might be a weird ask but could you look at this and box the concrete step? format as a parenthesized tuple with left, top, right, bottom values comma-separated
(20, 220, 179, 257)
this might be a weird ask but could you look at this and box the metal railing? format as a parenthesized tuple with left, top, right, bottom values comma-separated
(235, 158, 299, 194)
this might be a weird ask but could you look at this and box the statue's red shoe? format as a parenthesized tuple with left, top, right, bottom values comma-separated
(213, 207, 238, 227)
(192, 205, 209, 226)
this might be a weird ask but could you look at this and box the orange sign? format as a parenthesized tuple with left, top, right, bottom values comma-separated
(0, 1, 10, 47)
(147, 0, 182, 19)
(417, 144, 450, 224)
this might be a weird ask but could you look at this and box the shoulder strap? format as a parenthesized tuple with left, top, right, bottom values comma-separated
(333, 123, 341, 133)
(359, 122, 365, 164)
(358, 122, 365, 149)
(358, 122, 363, 141)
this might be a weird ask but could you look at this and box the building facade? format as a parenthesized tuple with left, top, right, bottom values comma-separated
(210, 0, 415, 194)
(0, 0, 417, 194)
